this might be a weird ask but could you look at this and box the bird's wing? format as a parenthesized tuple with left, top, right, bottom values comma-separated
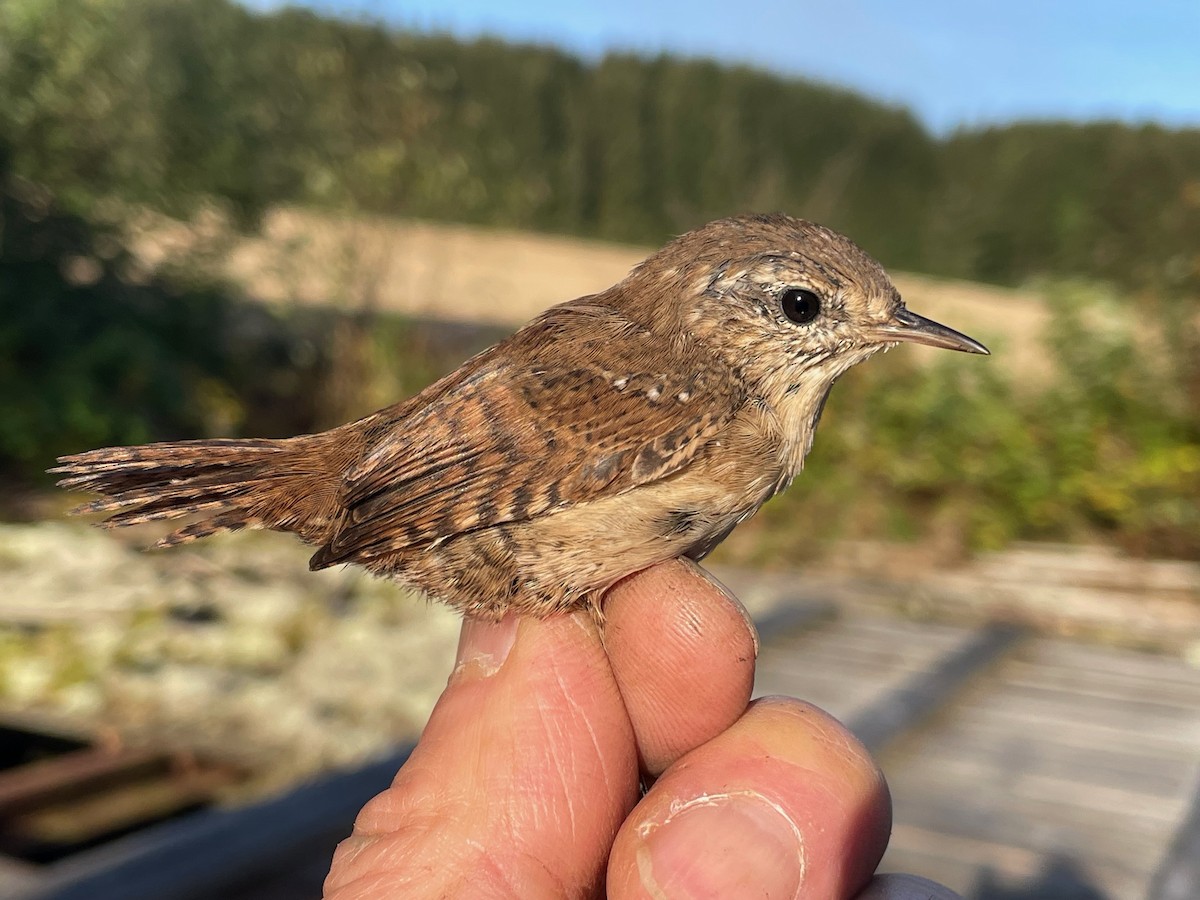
(310, 308, 744, 567)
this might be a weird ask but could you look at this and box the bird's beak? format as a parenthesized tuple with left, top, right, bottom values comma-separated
(870, 307, 990, 355)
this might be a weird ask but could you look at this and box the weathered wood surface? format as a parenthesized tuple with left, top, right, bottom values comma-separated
(8, 556, 1199, 900)
(754, 619, 1200, 900)
(799, 542, 1200, 654)
(11, 748, 414, 900)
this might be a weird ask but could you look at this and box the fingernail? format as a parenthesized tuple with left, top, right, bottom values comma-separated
(681, 561, 760, 658)
(639, 791, 804, 898)
(454, 614, 518, 678)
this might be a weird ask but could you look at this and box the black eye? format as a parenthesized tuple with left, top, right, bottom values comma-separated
(781, 288, 821, 324)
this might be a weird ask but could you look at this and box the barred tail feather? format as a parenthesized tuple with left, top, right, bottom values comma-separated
(50, 436, 343, 548)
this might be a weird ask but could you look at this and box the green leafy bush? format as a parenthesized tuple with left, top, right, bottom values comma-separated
(742, 281, 1200, 560)
(0, 177, 330, 479)
(0, 173, 490, 485)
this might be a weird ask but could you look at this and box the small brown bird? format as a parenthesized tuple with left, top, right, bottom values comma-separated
(53, 214, 987, 620)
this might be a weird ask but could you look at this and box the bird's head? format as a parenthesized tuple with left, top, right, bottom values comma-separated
(627, 212, 986, 401)
(618, 213, 988, 465)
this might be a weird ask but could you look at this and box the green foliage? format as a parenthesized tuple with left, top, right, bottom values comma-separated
(0, 0, 931, 275)
(930, 124, 1200, 293)
(4, 0, 1199, 290)
(0, 169, 497, 483)
(4, 0, 1199, 291)
(0, 174, 331, 478)
(748, 282, 1200, 560)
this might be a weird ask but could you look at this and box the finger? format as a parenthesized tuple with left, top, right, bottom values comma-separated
(604, 559, 757, 775)
(608, 698, 891, 900)
(325, 612, 639, 899)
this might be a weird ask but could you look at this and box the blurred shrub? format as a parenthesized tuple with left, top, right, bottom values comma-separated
(2, 183, 201, 469)
(742, 282, 1200, 560)
(0, 174, 329, 480)
(0, 170, 493, 486)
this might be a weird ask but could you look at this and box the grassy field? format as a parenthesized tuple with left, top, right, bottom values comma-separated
(130, 206, 1052, 380)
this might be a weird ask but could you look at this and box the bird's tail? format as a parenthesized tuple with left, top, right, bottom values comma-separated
(51, 434, 347, 548)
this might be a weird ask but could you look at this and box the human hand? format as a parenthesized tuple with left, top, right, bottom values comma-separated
(323, 559, 960, 899)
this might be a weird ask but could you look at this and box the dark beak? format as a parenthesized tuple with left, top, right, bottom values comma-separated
(870, 307, 990, 355)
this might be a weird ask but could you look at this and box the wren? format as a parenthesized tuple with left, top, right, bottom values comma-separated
(53, 214, 988, 620)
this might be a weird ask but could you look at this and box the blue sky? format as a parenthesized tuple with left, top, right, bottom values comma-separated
(242, 0, 1200, 134)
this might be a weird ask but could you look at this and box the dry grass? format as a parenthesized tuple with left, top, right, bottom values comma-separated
(129, 205, 1053, 378)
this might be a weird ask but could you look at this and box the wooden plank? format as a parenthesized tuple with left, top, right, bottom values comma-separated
(753, 667, 881, 714)
(751, 601, 837, 644)
(972, 545, 1200, 593)
(873, 632, 1200, 900)
(891, 764, 1184, 832)
(848, 623, 1025, 753)
(950, 701, 1200, 754)
(885, 752, 1177, 894)
(1000, 669, 1200, 708)
(980, 680, 1200, 725)
(883, 827, 1145, 900)
(885, 793, 1165, 900)
(767, 612, 969, 642)
(761, 625, 967, 666)
(9, 769, 232, 845)
(0, 748, 168, 813)
(1012, 642, 1200, 687)
(756, 616, 972, 678)
(755, 609, 1200, 900)
(884, 821, 1043, 877)
(13, 746, 414, 900)
(875, 845, 993, 898)
(897, 728, 1193, 798)
(930, 713, 1200, 765)
(754, 615, 979, 721)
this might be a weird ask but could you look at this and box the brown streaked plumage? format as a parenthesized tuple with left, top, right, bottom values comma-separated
(52, 214, 988, 620)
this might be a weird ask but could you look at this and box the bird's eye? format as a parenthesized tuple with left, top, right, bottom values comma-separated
(781, 288, 821, 324)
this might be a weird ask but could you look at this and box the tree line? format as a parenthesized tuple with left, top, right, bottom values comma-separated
(3, 0, 1199, 294)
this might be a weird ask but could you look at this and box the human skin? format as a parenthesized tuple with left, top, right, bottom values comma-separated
(323, 560, 961, 899)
